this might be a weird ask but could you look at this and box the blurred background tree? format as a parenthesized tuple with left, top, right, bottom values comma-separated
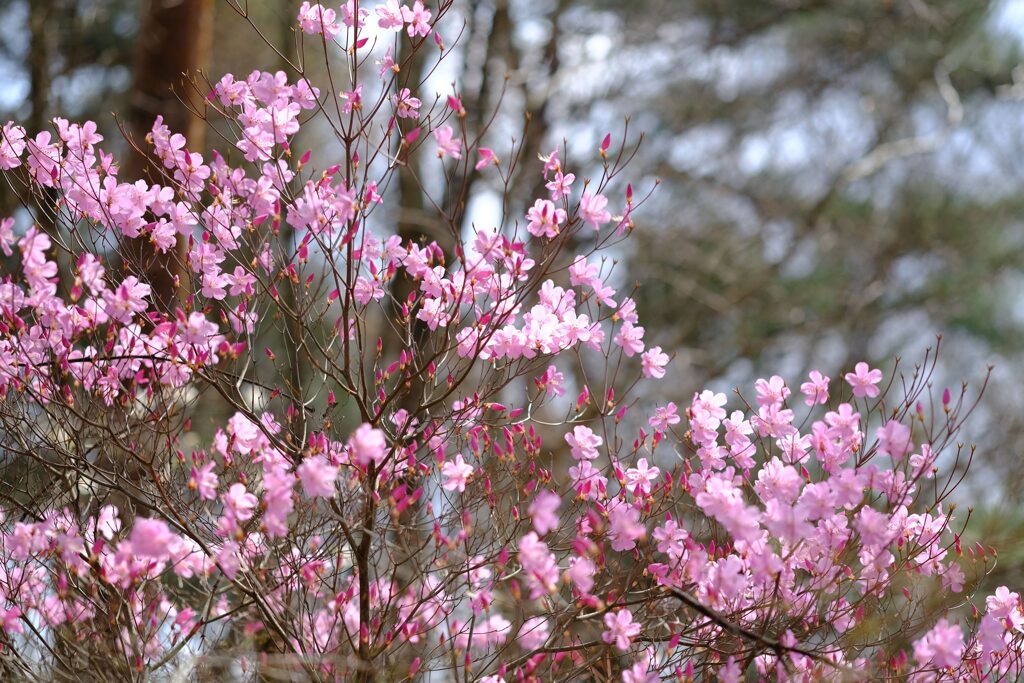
(2, 0, 1024, 642)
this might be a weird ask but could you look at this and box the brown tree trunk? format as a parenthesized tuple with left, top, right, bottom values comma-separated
(28, 0, 53, 138)
(122, 0, 214, 313)
(25, 0, 61, 255)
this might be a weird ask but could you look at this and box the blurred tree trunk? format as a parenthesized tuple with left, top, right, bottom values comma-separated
(28, 0, 53, 140)
(23, 0, 57, 244)
(121, 0, 215, 313)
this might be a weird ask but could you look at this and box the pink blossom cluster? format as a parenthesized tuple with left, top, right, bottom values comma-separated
(0, 361, 1013, 680)
(298, 1, 432, 39)
(0, 2, 1014, 681)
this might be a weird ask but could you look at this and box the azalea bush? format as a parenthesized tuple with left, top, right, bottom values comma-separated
(0, 1, 1019, 681)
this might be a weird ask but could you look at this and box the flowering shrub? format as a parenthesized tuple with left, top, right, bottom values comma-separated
(0, 2, 1018, 681)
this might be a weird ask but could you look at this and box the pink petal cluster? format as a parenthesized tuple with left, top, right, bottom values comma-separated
(0, 7, 1011, 680)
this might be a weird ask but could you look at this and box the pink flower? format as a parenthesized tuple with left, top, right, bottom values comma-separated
(349, 423, 388, 467)
(824, 403, 861, 439)
(223, 483, 258, 522)
(433, 125, 461, 159)
(518, 532, 560, 598)
(262, 465, 294, 538)
(401, 1, 432, 37)
(602, 609, 640, 650)
(876, 420, 912, 459)
(217, 541, 241, 580)
(641, 346, 669, 379)
(579, 192, 611, 229)
(986, 586, 1022, 620)
(180, 311, 218, 346)
(0, 123, 26, 170)
(539, 148, 561, 177)
(653, 517, 688, 559)
(913, 618, 964, 669)
(800, 370, 830, 406)
(591, 281, 617, 309)
(622, 658, 658, 683)
(569, 460, 608, 500)
(608, 500, 645, 551)
(625, 458, 660, 496)
(537, 365, 566, 396)
(475, 147, 497, 170)
(339, 0, 369, 28)
(96, 506, 121, 540)
(977, 613, 1010, 659)
(695, 473, 761, 544)
(297, 455, 339, 498)
(478, 614, 512, 647)
(613, 321, 645, 357)
(104, 276, 151, 323)
(190, 461, 218, 500)
(567, 556, 596, 593)
(297, 2, 340, 39)
(129, 518, 175, 560)
(393, 88, 421, 119)
(378, 46, 397, 79)
(528, 490, 561, 535)
(341, 84, 363, 113)
(566, 425, 602, 460)
(845, 362, 883, 398)
(545, 170, 574, 200)
(354, 276, 385, 305)
(754, 375, 790, 407)
(569, 255, 599, 287)
(648, 402, 680, 432)
(447, 94, 465, 115)
(517, 616, 550, 651)
(376, 0, 405, 30)
(855, 507, 893, 549)
(718, 657, 742, 683)
(693, 389, 728, 422)
(0, 217, 15, 257)
(526, 199, 566, 239)
(762, 499, 813, 545)
(0, 606, 21, 634)
(441, 454, 474, 493)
